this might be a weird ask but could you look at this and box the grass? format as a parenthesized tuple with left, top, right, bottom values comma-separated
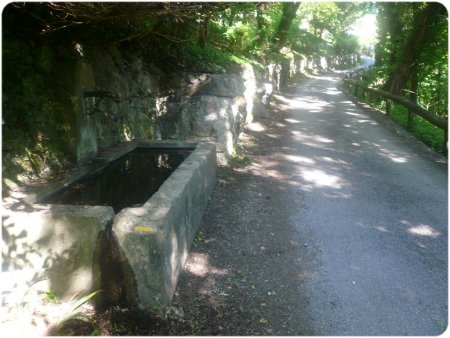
(231, 154, 252, 165)
(389, 105, 446, 153)
(43, 288, 61, 303)
(353, 88, 447, 154)
(49, 290, 101, 336)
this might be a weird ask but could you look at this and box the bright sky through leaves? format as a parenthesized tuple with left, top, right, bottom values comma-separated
(349, 13, 378, 47)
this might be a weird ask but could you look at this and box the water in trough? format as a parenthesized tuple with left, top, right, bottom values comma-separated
(41, 147, 194, 212)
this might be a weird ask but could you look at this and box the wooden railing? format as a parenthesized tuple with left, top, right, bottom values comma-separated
(342, 77, 448, 154)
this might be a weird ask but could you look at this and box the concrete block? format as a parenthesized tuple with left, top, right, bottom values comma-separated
(112, 142, 216, 309)
(2, 205, 115, 300)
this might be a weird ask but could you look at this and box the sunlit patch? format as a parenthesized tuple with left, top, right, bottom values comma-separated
(319, 157, 350, 166)
(390, 156, 407, 163)
(226, 131, 234, 154)
(185, 252, 228, 277)
(274, 94, 330, 111)
(324, 88, 340, 95)
(407, 224, 441, 238)
(291, 130, 335, 147)
(205, 112, 219, 121)
(276, 122, 287, 127)
(284, 118, 301, 124)
(357, 119, 378, 125)
(322, 191, 353, 199)
(374, 226, 390, 233)
(246, 122, 266, 132)
(378, 148, 408, 163)
(301, 169, 342, 188)
(267, 169, 285, 179)
(267, 133, 280, 139)
(312, 75, 339, 83)
(284, 154, 315, 165)
(314, 136, 334, 143)
(345, 112, 362, 117)
(416, 242, 427, 248)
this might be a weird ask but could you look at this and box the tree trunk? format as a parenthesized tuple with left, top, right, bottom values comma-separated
(271, 2, 300, 53)
(256, 3, 267, 30)
(198, 15, 209, 48)
(386, 3, 445, 94)
(407, 64, 419, 129)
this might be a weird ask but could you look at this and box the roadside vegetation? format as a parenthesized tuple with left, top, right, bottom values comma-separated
(348, 2, 448, 154)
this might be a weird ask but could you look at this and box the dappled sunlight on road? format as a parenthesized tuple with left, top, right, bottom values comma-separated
(307, 75, 340, 83)
(284, 154, 316, 165)
(363, 141, 410, 164)
(401, 220, 441, 239)
(408, 224, 441, 238)
(290, 130, 335, 150)
(246, 121, 266, 132)
(324, 88, 341, 95)
(274, 93, 331, 112)
(218, 70, 448, 336)
(185, 252, 229, 278)
(374, 225, 392, 234)
(237, 73, 445, 259)
(300, 169, 344, 189)
(284, 118, 302, 124)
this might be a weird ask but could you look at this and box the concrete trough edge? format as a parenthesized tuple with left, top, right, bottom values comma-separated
(2, 204, 115, 302)
(112, 142, 217, 309)
(3, 140, 216, 310)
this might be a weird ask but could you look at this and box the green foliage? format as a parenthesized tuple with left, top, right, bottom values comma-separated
(375, 2, 448, 109)
(352, 85, 446, 154)
(43, 288, 61, 303)
(355, 3, 448, 156)
(50, 290, 101, 335)
(389, 105, 445, 153)
(193, 231, 206, 247)
(232, 154, 252, 165)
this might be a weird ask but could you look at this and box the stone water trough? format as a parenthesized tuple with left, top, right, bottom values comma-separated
(2, 140, 216, 309)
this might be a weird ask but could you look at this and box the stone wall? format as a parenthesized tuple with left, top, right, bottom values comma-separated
(3, 39, 354, 194)
(3, 43, 277, 191)
(158, 65, 273, 162)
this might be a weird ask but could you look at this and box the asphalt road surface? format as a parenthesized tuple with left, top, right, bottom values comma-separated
(282, 72, 448, 335)
(173, 70, 448, 336)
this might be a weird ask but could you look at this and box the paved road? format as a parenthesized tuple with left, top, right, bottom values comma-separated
(174, 71, 447, 336)
(282, 72, 448, 335)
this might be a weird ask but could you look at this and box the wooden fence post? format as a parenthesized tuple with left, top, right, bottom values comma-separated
(343, 78, 447, 155)
(444, 130, 448, 155)
(407, 110, 415, 130)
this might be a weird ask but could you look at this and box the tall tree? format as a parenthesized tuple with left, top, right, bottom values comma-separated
(271, 2, 301, 52)
(385, 2, 447, 94)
